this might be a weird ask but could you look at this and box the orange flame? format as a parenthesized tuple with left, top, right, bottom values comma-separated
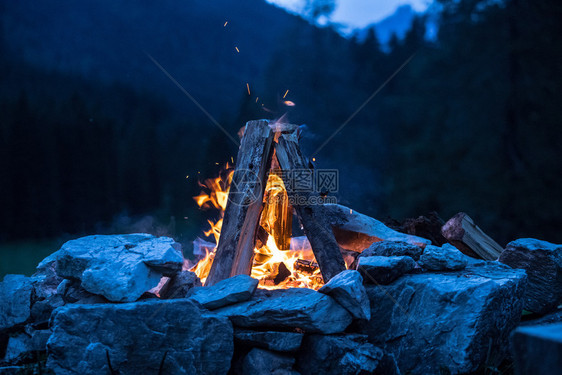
(191, 157, 324, 290)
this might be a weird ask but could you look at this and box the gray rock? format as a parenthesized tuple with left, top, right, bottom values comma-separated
(234, 329, 303, 352)
(3, 328, 51, 364)
(242, 348, 297, 375)
(60, 280, 107, 305)
(357, 256, 415, 285)
(188, 275, 258, 310)
(499, 238, 562, 314)
(362, 262, 527, 374)
(511, 322, 562, 375)
(215, 288, 352, 334)
(296, 334, 383, 375)
(47, 299, 233, 375)
(324, 204, 431, 249)
(29, 264, 65, 325)
(418, 243, 469, 271)
(361, 241, 423, 261)
(39, 234, 183, 302)
(318, 270, 370, 320)
(163, 271, 201, 299)
(0, 275, 33, 331)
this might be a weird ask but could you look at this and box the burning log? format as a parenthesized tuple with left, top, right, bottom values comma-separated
(441, 212, 503, 260)
(294, 259, 319, 274)
(205, 120, 275, 286)
(275, 133, 346, 283)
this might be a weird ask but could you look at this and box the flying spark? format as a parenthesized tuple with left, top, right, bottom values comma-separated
(283, 89, 289, 98)
(224, 21, 228, 27)
(246, 83, 251, 95)
(235, 46, 240, 53)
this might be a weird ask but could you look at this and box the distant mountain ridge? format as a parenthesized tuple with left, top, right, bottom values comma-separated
(355, 5, 417, 44)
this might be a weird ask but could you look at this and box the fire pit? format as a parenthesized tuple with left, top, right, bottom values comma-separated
(1, 120, 560, 375)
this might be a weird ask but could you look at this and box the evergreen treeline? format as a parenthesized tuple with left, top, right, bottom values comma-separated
(1, 0, 561, 245)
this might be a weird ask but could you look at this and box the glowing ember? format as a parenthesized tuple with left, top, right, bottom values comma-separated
(191, 157, 324, 290)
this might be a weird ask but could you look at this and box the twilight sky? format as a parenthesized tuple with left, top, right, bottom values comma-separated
(267, 0, 431, 28)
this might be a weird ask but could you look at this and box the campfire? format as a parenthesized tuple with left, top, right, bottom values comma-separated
(2, 119, 551, 375)
(190, 119, 347, 290)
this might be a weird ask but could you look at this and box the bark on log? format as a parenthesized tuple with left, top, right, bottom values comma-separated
(205, 120, 275, 286)
(441, 212, 503, 260)
(274, 133, 346, 282)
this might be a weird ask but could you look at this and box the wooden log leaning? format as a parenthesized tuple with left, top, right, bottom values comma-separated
(275, 133, 346, 283)
(441, 212, 503, 260)
(205, 120, 275, 286)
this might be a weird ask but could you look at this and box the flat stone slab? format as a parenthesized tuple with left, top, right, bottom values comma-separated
(511, 322, 562, 375)
(362, 262, 527, 374)
(362, 240, 423, 260)
(234, 329, 303, 352)
(215, 288, 352, 334)
(0, 275, 33, 332)
(296, 334, 383, 375)
(325, 204, 431, 248)
(38, 234, 183, 302)
(358, 256, 416, 285)
(499, 238, 562, 314)
(418, 243, 469, 271)
(188, 275, 258, 310)
(47, 299, 233, 375)
(319, 270, 370, 320)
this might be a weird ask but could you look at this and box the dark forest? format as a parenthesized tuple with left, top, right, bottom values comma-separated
(1, 0, 561, 274)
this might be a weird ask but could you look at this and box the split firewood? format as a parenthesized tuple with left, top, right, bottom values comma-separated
(205, 120, 275, 286)
(441, 212, 503, 260)
(275, 133, 346, 283)
(385, 212, 447, 246)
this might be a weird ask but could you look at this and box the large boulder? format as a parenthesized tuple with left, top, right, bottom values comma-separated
(318, 270, 370, 320)
(296, 334, 383, 375)
(511, 322, 562, 375)
(362, 262, 527, 374)
(188, 275, 258, 310)
(361, 241, 423, 261)
(499, 238, 562, 314)
(47, 299, 233, 375)
(0, 275, 33, 332)
(357, 256, 415, 285)
(38, 234, 183, 302)
(418, 243, 468, 271)
(215, 288, 352, 334)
